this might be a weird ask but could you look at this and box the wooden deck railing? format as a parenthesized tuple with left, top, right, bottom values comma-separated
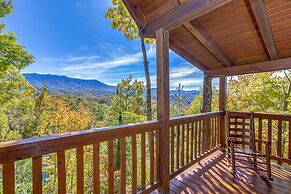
(169, 111, 223, 178)
(253, 112, 291, 165)
(0, 111, 290, 193)
(0, 121, 160, 194)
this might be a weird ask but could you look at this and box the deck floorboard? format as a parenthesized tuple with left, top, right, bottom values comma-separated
(155, 150, 291, 194)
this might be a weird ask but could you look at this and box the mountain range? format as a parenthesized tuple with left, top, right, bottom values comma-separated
(24, 73, 199, 104)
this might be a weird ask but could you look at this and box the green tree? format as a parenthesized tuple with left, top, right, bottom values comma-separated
(0, 0, 34, 71)
(109, 75, 145, 169)
(172, 83, 185, 117)
(109, 75, 145, 126)
(0, 0, 35, 142)
(186, 86, 219, 115)
(106, 0, 154, 121)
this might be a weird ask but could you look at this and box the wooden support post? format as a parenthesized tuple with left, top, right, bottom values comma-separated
(219, 75, 227, 149)
(156, 28, 170, 193)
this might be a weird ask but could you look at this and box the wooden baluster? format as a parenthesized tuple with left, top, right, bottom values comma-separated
(194, 121, 198, 158)
(93, 143, 100, 194)
(170, 126, 175, 172)
(176, 125, 180, 168)
(277, 120, 282, 165)
(289, 121, 291, 160)
(214, 117, 217, 146)
(155, 130, 159, 181)
(141, 133, 146, 189)
(216, 116, 222, 145)
(211, 118, 214, 148)
(77, 147, 84, 194)
(149, 131, 155, 184)
(242, 118, 245, 149)
(131, 135, 137, 193)
(57, 151, 66, 194)
(190, 122, 194, 160)
(108, 140, 114, 194)
(32, 156, 42, 194)
(202, 119, 205, 152)
(186, 123, 189, 163)
(197, 120, 202, 156)
(181, 124, 185, 166)
(120, 138, 126, 193)
(268, 119, 272, 154)
(3, 161, 15, 194)
(258, 118, 263, 152)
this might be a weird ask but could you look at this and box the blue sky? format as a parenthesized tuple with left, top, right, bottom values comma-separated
(3, 0, 214, 90)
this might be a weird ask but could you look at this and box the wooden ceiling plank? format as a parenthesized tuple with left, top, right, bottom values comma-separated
(184, 20, 235, 67)
(140, 0, 232, 37)
(169, 38, 209, 71)
(206, 57, 291, 77)
(249, 0, 278, 60)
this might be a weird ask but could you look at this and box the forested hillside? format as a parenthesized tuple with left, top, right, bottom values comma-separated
(0, 0, 290, 193)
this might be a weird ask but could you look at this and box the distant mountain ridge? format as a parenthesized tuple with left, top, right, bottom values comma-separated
(24, 73, 116, 97)
(24, 73, 199, 104)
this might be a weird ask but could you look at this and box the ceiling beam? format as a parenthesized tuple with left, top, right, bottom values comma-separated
(184, 20, 234, 67)
(122, 0, 145, 28)
(205, 58, 291, 77)
(140, 0, 232, 37)
(169, 38, 209, 71)
(249, 0, 278, 60)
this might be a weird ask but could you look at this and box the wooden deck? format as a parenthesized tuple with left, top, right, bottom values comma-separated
(156, 150, 291, 194)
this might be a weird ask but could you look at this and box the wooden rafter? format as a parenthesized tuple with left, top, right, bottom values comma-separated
(184, 20, 234, 67)
(248, 0, 278, 60)
(206, 58, 291, 77)
(140, 0, 232, 37)
(170, 38, 209, 71)
(122, 0, 145, 28)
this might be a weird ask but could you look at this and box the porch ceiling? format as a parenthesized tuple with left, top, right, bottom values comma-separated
(123, 0, 291, 77)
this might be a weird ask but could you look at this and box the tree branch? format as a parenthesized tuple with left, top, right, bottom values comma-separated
(257, 92, 279, 109)
(250, 95, 265, 111)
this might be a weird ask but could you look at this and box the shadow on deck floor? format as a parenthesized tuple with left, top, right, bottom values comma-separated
(154, 150, 291, 194)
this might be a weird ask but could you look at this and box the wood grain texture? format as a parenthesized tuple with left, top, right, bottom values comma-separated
(124, 0, 291, 76)
(184, 20, 234, 67)
(161, 150, 291, 194)
(219, 76, 226, 149)
(207, 57, 291, 77)
(0, 121, 158, 164)
(120, 138, 126, 193)
(140, 0, 232, 37)
(141, 133, 146, 189)
(32, 156, 42, 194)
(3, 161, 15, 194)
(107, 140, 114, 194)
(131, 135, 137, 193)
(249, 0, 278, 60)
(76, 147, 84, 194)
(93, 143, 100, 194)
(149, 131, 155, 184)
(57, 151, 66, 194)
(156, 28, 170, 193)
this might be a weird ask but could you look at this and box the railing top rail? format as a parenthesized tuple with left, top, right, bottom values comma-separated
(254, 112, 291, 120)
(170, 111, 223, 125)
(227, 111, 291, 120)
(0, 120, 159, 164)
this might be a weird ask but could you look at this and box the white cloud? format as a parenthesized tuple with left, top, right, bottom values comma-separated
(170, 65, 200, 79)
(63, 45, 155, 71)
